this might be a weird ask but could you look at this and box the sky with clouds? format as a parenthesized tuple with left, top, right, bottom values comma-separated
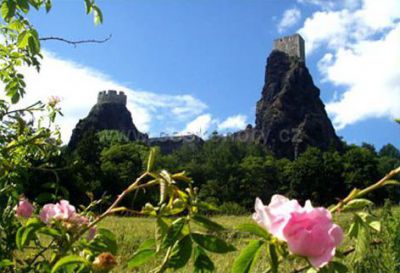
(12, 0, 400, 148)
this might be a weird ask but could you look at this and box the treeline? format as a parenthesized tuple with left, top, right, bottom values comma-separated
(23, 130, 400, 214)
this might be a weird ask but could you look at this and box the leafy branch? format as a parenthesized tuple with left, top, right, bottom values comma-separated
(330, 166, 400, 213)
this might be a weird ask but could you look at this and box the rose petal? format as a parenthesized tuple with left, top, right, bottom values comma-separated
(308, 247, 336, 268)
(329, 224, 344, 246)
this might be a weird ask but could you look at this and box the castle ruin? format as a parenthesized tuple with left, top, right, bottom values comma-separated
(97, 90, 127, 105)
(273, 34, 305, 62)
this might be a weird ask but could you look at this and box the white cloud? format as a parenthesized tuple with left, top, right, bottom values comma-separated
(325, 25, 400, 129)
(179, 113, 248, 138)
(298, 0, 400, 129)
(299, 0, 400, 54)
(277, 8, 302, 33)
(217, 115, 247, 131)
(299, 10, 351, 54)
(14, 50, 208, 143)
(180, 114, 213, 138)
(357, 0, 400, 30)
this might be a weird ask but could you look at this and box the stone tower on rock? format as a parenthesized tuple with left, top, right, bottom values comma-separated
(233, 34, 341, 159)
(273, 34, 305, 62)
(68, 90, 147, 150)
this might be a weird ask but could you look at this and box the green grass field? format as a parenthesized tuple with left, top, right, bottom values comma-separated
(98, 206, 400, 273)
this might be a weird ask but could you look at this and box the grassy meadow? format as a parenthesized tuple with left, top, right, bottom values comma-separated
(99, 206, 400, 273)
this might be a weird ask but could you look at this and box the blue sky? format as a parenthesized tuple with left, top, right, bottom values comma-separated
(18, 0, 400, 149)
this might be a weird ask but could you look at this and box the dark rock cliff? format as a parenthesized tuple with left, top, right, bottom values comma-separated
(68, 102, 147, 150)
(149, 135, 204, 154)
(252, 50, 341, 159)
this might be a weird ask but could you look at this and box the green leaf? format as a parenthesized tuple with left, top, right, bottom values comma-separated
(147, 148, 157, 172)
(347, 220, 360, 238)
(231, 240, 264, 273)
(170, 200, 186, 215)
(194, 246, 215, 273)
(167, 235, 192, 269)
(368, 220, 381, 232)
(383, 179, 400, 186)
(160, 169, 174, 184)
(331, 261, 349, 273)
(138, 238, 156, 250)
(39, 226, 62, 238)
(192, 215, 225, 232)
(197, 201, 219, 212)
(162, 218, 186, 248)
(45, 0, 52, 12)
(17, 30, 31, 49)
(92, 5, 102, 25)
(141, 202, 156, 216)
(8, 20, 24, 31)
(353, 222, 369, 263)
(27, 29, 41, 54)
(155, 217, 170, 251)
(268, 244, 279, 273)
(171, 171, 192, 183)
(27, 0, 40, 10)
(0, 259, 13, 268)
(1, 1, 16, 22)
(342, 199, 374, 211)
(84, 0, 92, 14)
(17, 0, 30, 13)
(128, 249, 156, 268)
(16, 218, 43, 250)
(15, 226, 25, 250)
(127, 238, 157, 268)
(51, 255, 88, 273)
(9, 90, 20, 104)
(97, 228, 118, 255)
(356, 212, 381, 232)
(191, 233, 236, 253)
(237, 223, 270, 240)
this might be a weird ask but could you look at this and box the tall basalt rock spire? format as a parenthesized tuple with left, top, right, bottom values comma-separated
(68, 90, 147, 150)
(254, 36, 341, 159)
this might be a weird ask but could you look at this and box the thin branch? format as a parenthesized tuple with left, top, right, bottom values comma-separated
(29, 165, 71, 172)
(39, 34, 112, 47)
(29, 239, 55, 268)
(2, 101, 44, 117)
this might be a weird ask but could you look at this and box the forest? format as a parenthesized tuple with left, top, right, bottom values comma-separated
(24, 129, 400, 213)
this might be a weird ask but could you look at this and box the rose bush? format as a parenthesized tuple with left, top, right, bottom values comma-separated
(232, 166, 400, 273)
(4, 149, 236, 273)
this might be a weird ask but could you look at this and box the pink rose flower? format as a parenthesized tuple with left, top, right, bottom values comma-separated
(15, 198, 34, 218)
(253, 195, 343, 268)
(283, 201, 343, 268)
(55, 200, 76, 220)
(40, 204, 59, 224)
(253, 195, 302, 240)
(39, 200, 77, 224)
